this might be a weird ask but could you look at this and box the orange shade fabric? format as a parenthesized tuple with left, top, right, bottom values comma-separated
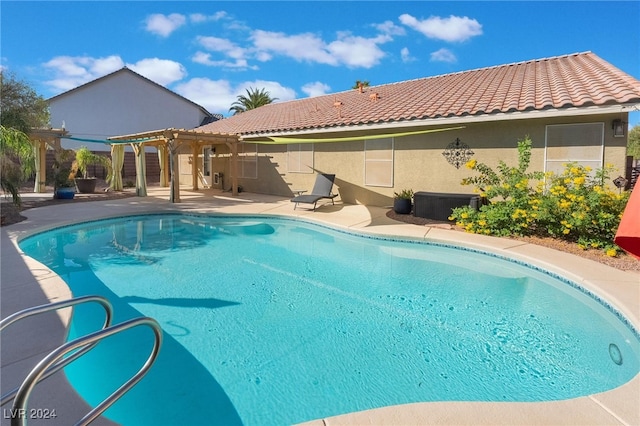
(614, 185, 640, 260)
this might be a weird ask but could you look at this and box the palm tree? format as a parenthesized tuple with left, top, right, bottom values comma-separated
(0, 125, 35, 205)
(0, 73, 48, 206)
(352, 80, 370, 91)
(229, 87, 277, 115)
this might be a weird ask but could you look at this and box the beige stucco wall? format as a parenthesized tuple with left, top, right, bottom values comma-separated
(178, 113, 628, 207)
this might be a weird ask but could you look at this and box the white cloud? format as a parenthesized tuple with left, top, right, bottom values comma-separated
(175, 78, 296, 115)
(144, 13, 186, 38)
(192, 52, 256, 70)
(252, 30, 337, 65)
(327, 33, 388, 68)
(189, 11, 226, 24)
(196, 36, 247, 60)
(430, 48, 457, 63)
(399, 14, 482, 42)
(42, 55, 187, 93)
(251, 30, 388, 69)
(127, 58, 187, 85)
(400, 47, 415, 63)
(43, 55, 124, 92)
(375, 20, 406, 36)
(301, 81, 331, 97)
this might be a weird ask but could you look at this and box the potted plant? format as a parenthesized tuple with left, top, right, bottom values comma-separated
(393, 189, 414, 214)
(74, 146, 112, 193)
(48, 147, 75, 199)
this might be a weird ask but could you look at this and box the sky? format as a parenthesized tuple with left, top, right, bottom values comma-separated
(2, 1, 639, 125)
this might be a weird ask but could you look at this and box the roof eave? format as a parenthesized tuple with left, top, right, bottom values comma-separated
(239, 104, 637, 140)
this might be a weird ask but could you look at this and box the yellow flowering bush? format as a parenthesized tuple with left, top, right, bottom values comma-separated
(449, 136, 630, 255)
(535, 162, 629, 254)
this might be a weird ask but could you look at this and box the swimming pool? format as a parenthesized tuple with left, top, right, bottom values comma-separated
(19, 214, 640, 425)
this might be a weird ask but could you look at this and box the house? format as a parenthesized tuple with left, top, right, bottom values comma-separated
(114, 52, 640, 206)
(48, 67, 217, 152)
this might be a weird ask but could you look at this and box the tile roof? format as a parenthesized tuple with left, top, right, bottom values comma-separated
(195, 52, 640, 137)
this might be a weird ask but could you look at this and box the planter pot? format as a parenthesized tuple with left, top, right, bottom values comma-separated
(75, 178, 97, 193)
(55, 188, 76, 200)
(393, 198, 412, 214)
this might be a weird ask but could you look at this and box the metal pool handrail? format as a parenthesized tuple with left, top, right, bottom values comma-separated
(10, 316, 163, 426)
(0, 295, 114, 407)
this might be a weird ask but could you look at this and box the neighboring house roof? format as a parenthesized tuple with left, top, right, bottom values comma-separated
(48, 67, 215, 121)
(196, 52, 640, 138)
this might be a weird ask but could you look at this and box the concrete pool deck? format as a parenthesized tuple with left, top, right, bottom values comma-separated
(1, 187, 638, 426)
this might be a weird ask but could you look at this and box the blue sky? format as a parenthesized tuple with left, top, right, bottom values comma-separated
(2, 1, 639, 124)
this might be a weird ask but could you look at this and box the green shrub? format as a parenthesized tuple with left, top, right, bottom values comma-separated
(450, 136, 543, 236)
(449, 136, 630, 256)
(393, 189, 414, 200)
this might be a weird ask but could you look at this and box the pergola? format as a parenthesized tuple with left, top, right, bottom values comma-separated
(28, 128, 69, 193)
(108, 128, 242, 203)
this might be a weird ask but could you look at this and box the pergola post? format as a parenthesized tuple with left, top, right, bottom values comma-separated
(158, 145, 170, 187)
(33, 139, 47, 193)
(191, 142, 199, 190)
(230, 141, 239, 196)
(168, 137, 181, 203)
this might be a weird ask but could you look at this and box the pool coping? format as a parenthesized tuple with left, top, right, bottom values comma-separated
(1, 187, 638, 426)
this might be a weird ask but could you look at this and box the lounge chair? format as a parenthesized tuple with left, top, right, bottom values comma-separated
(291, 173, 338, 211)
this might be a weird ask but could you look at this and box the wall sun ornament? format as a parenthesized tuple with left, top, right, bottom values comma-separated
(442, 137, 474, 169)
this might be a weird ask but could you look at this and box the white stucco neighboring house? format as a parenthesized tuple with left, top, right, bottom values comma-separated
(48, 67, 217, 151)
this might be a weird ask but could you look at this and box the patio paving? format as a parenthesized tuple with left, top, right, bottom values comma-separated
(1, 187, 638, 425)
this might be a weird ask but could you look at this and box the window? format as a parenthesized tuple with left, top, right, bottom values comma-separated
(238, 143, 257, 179)
(364, 138, 394, 187)
(545, 123, 604, 174)
(288, 143, 314, 173)
(202, 146, 212, 177)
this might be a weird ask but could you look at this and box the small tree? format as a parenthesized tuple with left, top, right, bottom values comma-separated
(0, 126, 35, 205)
(352, 80, 370, 91)
(74, 146, 112, 180)
(0, 72, 50, 205)
(627, 124, 640, 159)
(1, 72, 50, 133)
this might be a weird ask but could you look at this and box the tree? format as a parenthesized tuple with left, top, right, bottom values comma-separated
(627, 124, 640, 159)
(0, 72, 50, 205)
(1, 72, 50, 132)
(229, 87, 277, 115)
(0, 125, 36, 205)
(352, 80, 370, 91)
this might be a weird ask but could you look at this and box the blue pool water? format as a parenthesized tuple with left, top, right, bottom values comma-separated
(19, 214, 640, 425)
